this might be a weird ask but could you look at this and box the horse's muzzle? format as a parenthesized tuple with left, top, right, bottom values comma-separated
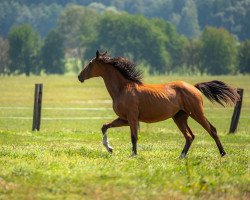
(78, 75, 84, 83)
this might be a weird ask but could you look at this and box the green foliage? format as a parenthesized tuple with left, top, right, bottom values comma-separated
(200, 27, 238, 75)
(88, 2, 119, 13)
(0, 37, 9, 74)
(183, 39, 202, 73)
(7, 24, 41, 76)
(1, 0, 250, 41)
(152, 18, 187, 70)
(20, 3, 63, 38)
(0, 1, 19, 38)
(1, 2, 250, 75)
(177, 0, 200, 38)
(85, 13, 171, 73)
(0, 1, 63, 38)
(196, 0, 250, 40)
(41, 29, 66, 74)
(57, 5, 99, 72)
(238, 40, 250, 74)
(57, 5, 98, 49)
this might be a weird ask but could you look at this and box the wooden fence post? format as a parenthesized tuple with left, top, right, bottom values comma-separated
(229, 88, 243, 133)
(32, 84, 43, 131)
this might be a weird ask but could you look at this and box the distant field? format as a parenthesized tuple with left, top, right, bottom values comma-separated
(0, 75, 249, 199)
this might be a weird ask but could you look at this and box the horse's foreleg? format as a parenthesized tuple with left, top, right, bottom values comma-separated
(173, 111, 195, 158)
(128, 119, 139, 157)
(101, 118, 128, 153)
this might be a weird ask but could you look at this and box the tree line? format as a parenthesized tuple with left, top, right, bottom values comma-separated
(0, 5, 249, 76)
(1, 0, 249, 40)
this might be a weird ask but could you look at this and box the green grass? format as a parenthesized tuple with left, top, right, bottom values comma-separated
(0, 75, 249, 199)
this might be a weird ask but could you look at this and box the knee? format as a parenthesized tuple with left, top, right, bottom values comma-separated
(101, 124, 108, 133)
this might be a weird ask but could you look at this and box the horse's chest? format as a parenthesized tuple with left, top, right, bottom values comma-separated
(112, 102, 127, 119)
(112, 95, 137, 119)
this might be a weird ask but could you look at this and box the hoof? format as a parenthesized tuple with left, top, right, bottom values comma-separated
(130, 152, 137, 157)
(106, 146, 113, 153)
(179, 153, 186, 159)
(221, 151, 226, 157)
(101, 124, 108, 134)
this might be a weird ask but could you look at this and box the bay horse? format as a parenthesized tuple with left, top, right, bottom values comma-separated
(78, 51, 239, 158)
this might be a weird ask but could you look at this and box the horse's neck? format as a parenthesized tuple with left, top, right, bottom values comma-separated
(101, 66, 131, 101)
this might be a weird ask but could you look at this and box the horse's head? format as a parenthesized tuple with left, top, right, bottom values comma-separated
(78, 50, 106, 83)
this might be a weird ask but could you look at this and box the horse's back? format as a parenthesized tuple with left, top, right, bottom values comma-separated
(136, 81, 203, 122)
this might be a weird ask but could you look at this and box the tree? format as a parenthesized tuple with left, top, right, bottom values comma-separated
(152, 18, 187, 70)
(241, 7, 250, 41)
(88, 2, 118, 13)
(58, 5, 99, 49)
(183, 39, 202, 73)
(85, 13, 170, 73)
(0, 37, 9, 74)
(196, 0, 250, 41)
(8, 24, 41, 76)
(41, 29, 65, 74)
(238, 40, 250, 74)
(200, 27, 238, 75)
(16, 3, 63, 38)
(177, 0, 200, 38)
(57, 5, 99, 71)
(0, 1, 20, 38)
(0, 2, 62, 39)
(1, 0, 250, 42)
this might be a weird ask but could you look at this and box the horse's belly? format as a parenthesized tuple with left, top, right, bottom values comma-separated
(138, 103, 179, 123)
(139, 114, 172, 123)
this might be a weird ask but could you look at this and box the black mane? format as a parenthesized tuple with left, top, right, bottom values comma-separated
(100, 54, 143, 84)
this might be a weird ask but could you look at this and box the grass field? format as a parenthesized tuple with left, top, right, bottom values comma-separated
(0, 75, 249, 199)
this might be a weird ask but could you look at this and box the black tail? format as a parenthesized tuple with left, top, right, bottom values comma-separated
(195, 80, 240, 107)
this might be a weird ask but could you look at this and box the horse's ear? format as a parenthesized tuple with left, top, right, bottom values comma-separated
(96, 50, 100, 59)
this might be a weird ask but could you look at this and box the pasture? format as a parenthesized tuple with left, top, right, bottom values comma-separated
(0, 75, 249, 199)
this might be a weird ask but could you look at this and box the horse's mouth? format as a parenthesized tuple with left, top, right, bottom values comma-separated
(78, 76, 85, 83)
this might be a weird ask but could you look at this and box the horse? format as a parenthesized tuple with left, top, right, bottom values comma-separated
(78, 51, 240, 158)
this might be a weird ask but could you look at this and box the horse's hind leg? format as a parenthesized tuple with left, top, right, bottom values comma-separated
(195, 116, 226, 156)
(190, 109, 226, 157)
(208, 121, 226, 156)
(173, 110, 195, 158)
(102, 118, 128, 153)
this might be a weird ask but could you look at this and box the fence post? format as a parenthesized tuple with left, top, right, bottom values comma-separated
(32, 83, 43, 131)
(229, 88, 243, 133)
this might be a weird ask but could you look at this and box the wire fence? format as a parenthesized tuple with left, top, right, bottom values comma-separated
(0, 106, 249, 120)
